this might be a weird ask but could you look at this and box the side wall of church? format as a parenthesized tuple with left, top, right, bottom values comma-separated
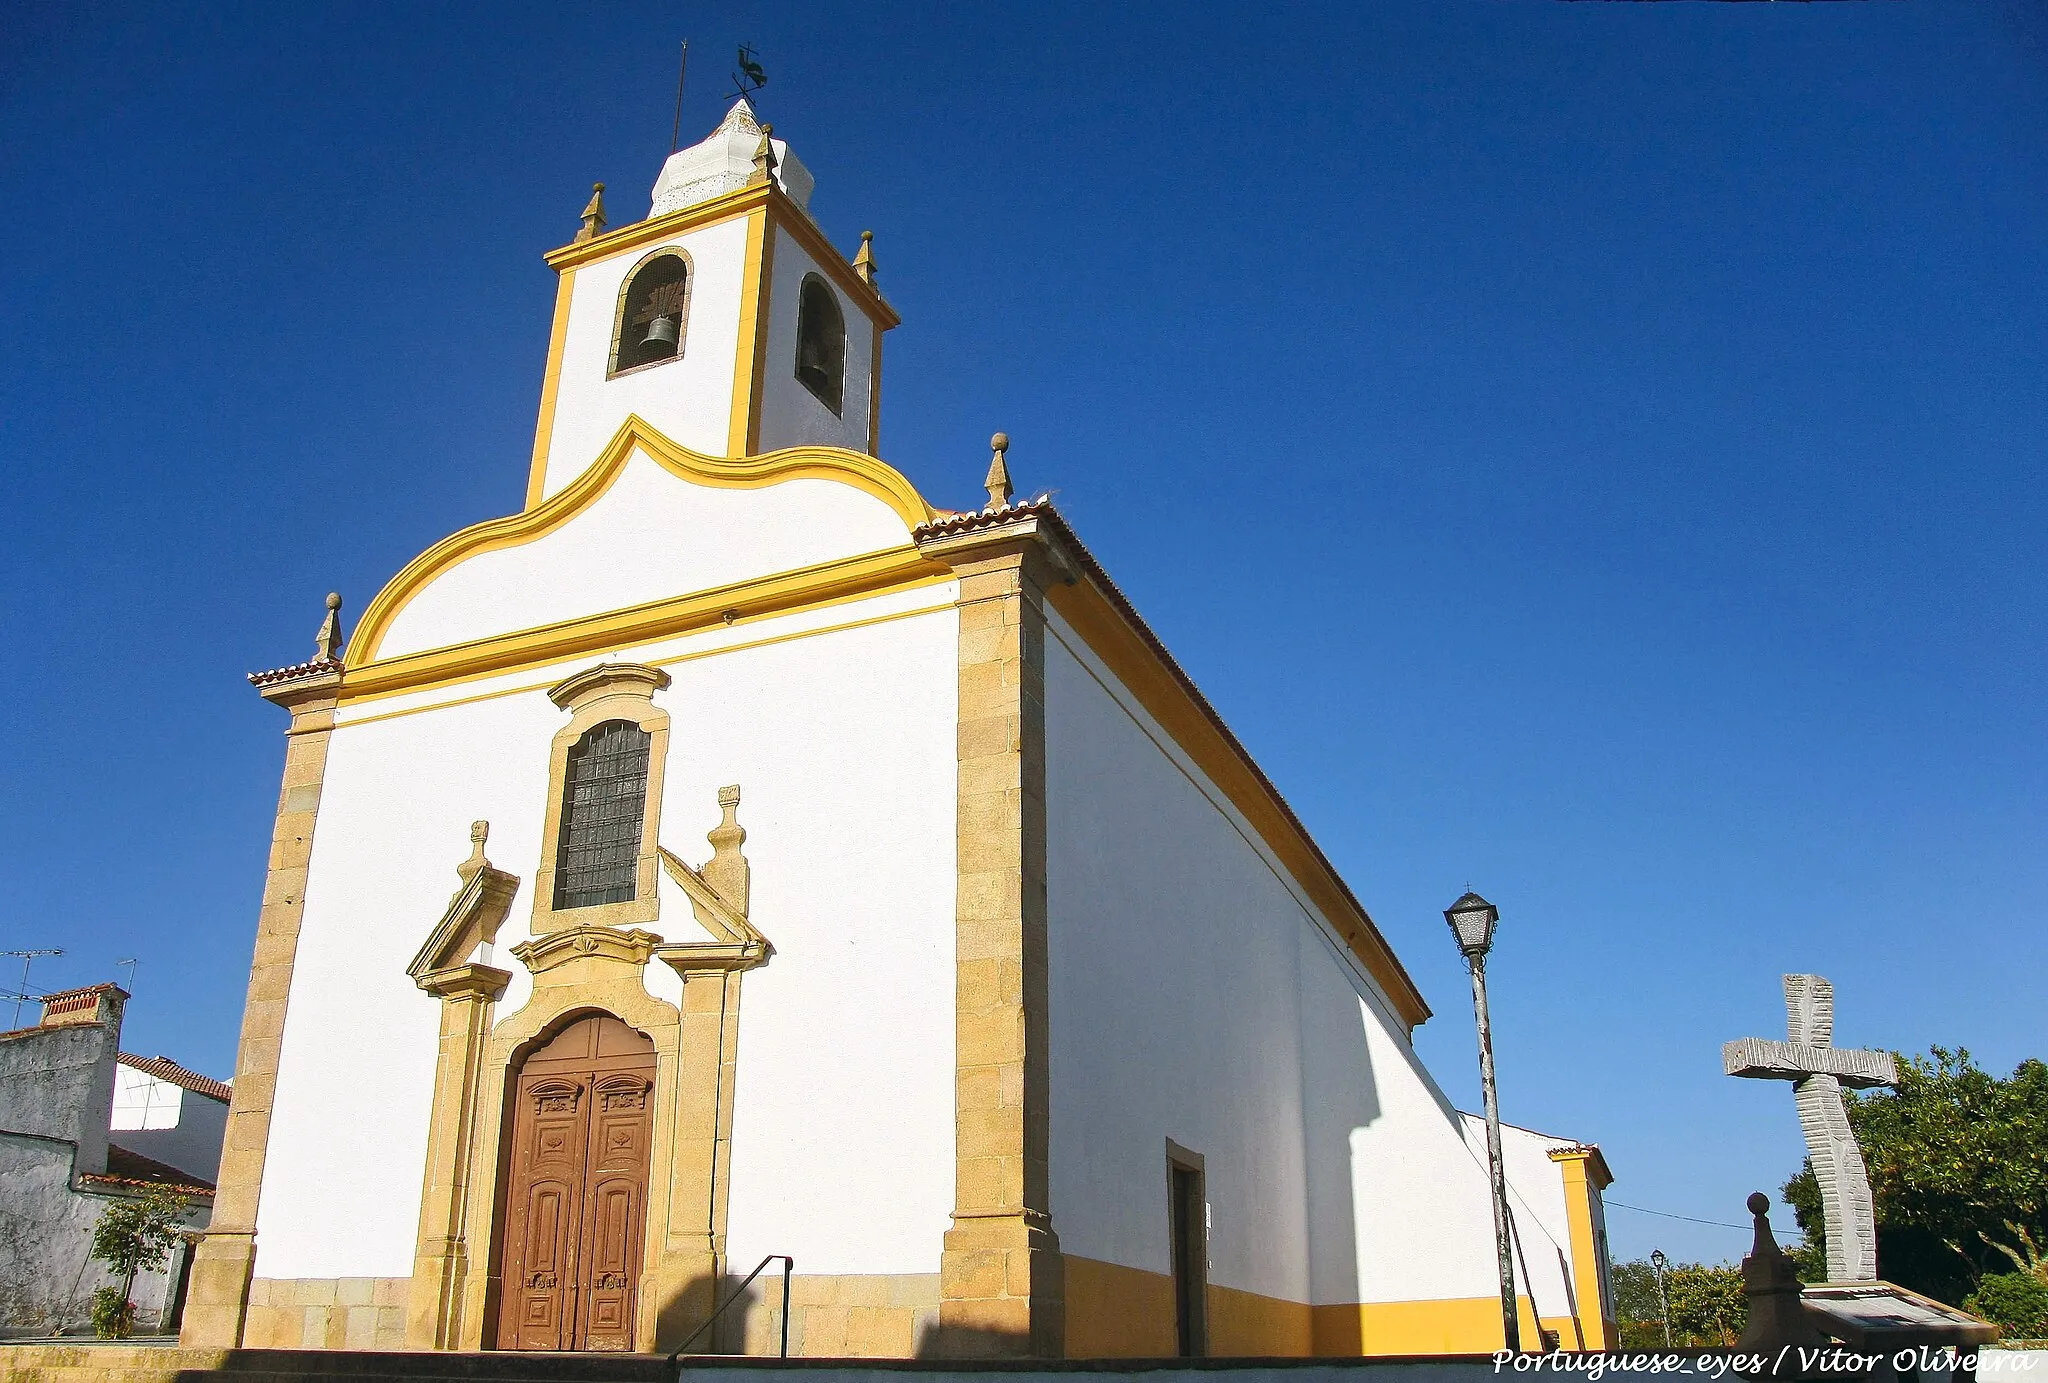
(540, 214, 752, 498)
(1042, 609, 1590, 1356)
(252, 584, 962, 1337)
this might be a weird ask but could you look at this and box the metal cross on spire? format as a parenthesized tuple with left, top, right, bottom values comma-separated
(1724, 974, 1898, 1282)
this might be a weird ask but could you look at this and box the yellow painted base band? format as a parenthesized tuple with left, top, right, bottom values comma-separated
(1066, 1254, 1596, 1359)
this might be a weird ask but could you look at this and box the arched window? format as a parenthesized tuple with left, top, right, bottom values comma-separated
(610, 252, 692, 376)
(793, 274, 846, 415)
(553, 720, 652, 909)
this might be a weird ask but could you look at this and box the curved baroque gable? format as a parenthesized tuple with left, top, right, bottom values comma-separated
(353, 417, 941, 665)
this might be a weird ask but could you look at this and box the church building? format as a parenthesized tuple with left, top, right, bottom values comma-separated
(180, 99, 1617, 1360)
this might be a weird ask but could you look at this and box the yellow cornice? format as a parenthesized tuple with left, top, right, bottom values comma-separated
(343, 417, 945, 699)
(542, 182, 770, 271)
(540, 180, 898, 332)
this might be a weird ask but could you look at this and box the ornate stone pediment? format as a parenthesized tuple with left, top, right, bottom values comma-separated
(512, 924, 664, 981)
(408, 822, 521, 991)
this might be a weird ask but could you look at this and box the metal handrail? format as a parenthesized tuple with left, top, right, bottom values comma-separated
(668, 1253, 793, 1365)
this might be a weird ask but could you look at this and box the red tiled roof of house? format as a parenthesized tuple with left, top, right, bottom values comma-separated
(84, 1143, 216, 1197)
(119, 1052, 232, 1104)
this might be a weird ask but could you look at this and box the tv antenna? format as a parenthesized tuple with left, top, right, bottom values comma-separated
(730, 44, 767, 107)
(669, 40, 690, 154)
(116, 957, 138, 992)
(3, 949, 62, 1030)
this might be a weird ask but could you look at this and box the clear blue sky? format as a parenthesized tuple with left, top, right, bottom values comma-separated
(3, 2, 2042, 1270)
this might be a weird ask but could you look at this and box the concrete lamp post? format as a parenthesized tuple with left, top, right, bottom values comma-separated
(1446, 890, 1520, 1354)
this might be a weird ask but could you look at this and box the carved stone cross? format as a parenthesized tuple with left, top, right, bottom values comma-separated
(1723, 974, 1898, 1283)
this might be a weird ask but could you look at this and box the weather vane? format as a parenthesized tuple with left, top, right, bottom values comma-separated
(730, 44, 767, 105)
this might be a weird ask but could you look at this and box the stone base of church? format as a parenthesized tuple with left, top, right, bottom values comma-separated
(240, 1277, 410, 1350)
(723, 1272, 942, 1357)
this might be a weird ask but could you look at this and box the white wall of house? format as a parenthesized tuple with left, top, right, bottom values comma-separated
(1043, 607, 1586, 1312)
(109, 1064, 228, 1184)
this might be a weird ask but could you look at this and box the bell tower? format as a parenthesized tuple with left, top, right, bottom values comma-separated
(523, 99, 897, 509)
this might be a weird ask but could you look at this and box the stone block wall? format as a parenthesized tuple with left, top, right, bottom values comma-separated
(241, 1277, 408, 1350)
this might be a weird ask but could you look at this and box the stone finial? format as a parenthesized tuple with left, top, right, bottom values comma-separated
(574, 182, 608, 243)
(854, 230, 877, 286)
(457, 820, 491, 882)
(748, 125, 778, 187)
(983, 433, 1014, 511)
(1734, 1192, 1829, 1360)
(703, 785, 750, 916)
(314, 592, 345, 663)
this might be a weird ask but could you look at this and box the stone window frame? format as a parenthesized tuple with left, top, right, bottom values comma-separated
(530, 663, 672, 935)
(607, 247, 696, 380)
(792, 272, 846, 417)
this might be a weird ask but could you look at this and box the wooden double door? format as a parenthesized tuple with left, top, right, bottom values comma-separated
(496, 1013, 656, 1351)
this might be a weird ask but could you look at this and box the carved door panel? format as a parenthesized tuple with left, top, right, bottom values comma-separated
(497, 1077, 588, 1349)
(495, 1014, 656, 1352)
(578, 1073, 653, 1350)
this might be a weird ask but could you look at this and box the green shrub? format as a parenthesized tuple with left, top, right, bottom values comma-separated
(90, 1285, 135, 1339)
(1965, 1270, 2048, 1339)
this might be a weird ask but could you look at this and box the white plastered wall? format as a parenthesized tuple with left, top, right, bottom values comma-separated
(540, 214, 751, 499)
(1044, 607, 1588, 1312)
(256, 468, 961, 1281)
(755, 226, 875, 455)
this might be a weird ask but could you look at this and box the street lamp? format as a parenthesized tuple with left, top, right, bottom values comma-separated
(1446, 890, 1519, 1354)
(1650, 1249, 1672, 1348)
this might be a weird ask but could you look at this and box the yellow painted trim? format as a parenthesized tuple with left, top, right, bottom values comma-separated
(347, 416, 943, 684)
(727, 210, 772, 458)
(1311, 1297, 1581, 1357)
(346, 545, 944, 703)
(1549, 1147, 1619, 1351)
(334, 595, 954, 727)
(767, 195, 901, 331)
(543, 181, 771, 272)
(1043, 585, 1432, 1033)
(541, 181, 898, 329)
(524, 266, 578, 510)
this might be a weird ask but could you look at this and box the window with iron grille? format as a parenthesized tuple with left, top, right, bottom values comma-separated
(553, 720, 651, 909)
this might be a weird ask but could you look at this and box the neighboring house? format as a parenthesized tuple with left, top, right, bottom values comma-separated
(0, 984, 223, 1335)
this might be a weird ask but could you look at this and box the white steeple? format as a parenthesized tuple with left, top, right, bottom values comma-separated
(650, 98, 814, 217)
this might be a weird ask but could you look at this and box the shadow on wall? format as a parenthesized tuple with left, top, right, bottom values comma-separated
(1303, 981, 1386, 1353)
(658, 1270, 760, 1356)
(914, 1317, 1034, 1360)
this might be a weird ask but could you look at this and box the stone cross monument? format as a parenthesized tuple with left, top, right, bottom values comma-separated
(1724, 974, 1899, 1282)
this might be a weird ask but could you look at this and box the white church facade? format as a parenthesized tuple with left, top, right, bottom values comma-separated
(181, 99, 1617, 1359)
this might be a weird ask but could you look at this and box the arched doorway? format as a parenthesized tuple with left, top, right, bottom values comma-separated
(495, 1012, 656, 1351)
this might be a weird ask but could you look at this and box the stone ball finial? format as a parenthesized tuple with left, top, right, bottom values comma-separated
(861, 230, 873, 244)
(1748, 1192, 1770, 1217)
(991, 432, 1009, 454)
(594, 181, 605, 192)
(326, 592, 343, 611)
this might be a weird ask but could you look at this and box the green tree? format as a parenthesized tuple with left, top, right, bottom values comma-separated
(1781, 1048, 2048, 1307)
(1611, 1257, 1749, 1347)
(86, 1188, 189, 1338)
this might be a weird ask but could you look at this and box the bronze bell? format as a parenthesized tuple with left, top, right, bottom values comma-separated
(641, 315, 678, 353)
